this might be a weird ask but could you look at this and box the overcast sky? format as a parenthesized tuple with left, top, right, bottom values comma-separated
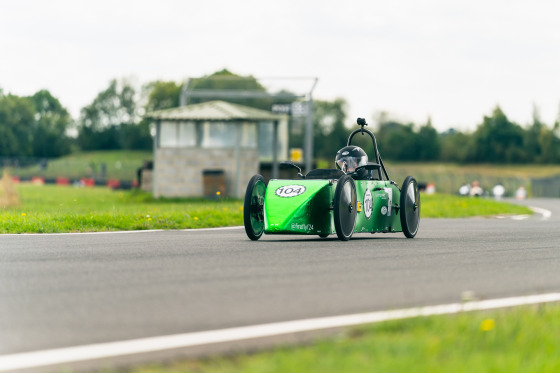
(1, 0, 560, 131)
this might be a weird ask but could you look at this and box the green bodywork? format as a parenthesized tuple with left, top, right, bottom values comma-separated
(264, 178, 403, 236)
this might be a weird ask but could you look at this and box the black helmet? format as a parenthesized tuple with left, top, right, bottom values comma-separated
(335, 146, 368, 173)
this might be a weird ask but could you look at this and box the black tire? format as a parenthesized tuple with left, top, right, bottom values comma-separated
(333, 175, 357, 241)
(400, 176, 420, 238)
(244, 174, 266, 240)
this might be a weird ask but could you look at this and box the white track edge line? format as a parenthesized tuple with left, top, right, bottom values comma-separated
(529, 206, 552, 220)
(1, 292, 560, 371)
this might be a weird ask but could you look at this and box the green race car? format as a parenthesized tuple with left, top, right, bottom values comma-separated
(244, 118, 420, 241)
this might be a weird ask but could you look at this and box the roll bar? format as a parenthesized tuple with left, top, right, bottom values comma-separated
(347, 118, 390, 180)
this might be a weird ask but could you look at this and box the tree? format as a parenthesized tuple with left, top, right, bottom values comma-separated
(29, 90, 72, 157)
(143, 80, 181, 112)
(537, 124, 560, 163)
(468, 106, 525, 163)
(79, 79, 137, 131)
(313, 98, 349, 161)
(78, 78, 151, 150)
(417, 118, 440, 161)
(375, 117, 419, 161)
(439, 128, 470, 163)
(0, 93, 35, 157)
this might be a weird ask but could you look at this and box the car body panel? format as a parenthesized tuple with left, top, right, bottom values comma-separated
(264, 178, 402, 236)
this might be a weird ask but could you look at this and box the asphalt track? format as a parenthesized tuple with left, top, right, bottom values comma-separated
(0, 198, 559, 369)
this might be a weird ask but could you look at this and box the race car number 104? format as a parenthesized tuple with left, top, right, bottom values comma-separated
(275, 185, 306, 198)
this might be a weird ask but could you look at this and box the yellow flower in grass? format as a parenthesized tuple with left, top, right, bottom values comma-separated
(194, 217, 199, 221)
(216, 191, 221, 196)
(21, 213, 26, 217)
(480, 318, 495, 332)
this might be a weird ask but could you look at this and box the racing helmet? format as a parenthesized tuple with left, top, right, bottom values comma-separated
(335, 146, 368, 174)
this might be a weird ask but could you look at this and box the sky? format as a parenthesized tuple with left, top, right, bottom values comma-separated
(1, 0, 560, 132)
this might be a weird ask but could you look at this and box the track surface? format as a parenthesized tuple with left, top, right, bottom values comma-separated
(1, 199, 559, 358)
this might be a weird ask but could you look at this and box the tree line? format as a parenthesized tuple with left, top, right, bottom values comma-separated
(1, 70, 560, 164)
(313, 102, 560, 164)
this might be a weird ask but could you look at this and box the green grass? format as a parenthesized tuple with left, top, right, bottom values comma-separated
(4, 150, 152, 180)
(130, 303, 560, 372)
(0, 185, 243, 233)
(421, 193, 532, 218)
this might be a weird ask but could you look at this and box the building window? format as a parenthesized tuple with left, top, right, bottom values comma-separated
(258, 121, 280, 159)
(240, 122, 257, 148)
(178, 121, 196, 147)
(201, 122, 237, 148)
(159, 121, 196, 147)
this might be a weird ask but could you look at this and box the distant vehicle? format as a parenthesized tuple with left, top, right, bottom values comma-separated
(244, 118, 420, 241)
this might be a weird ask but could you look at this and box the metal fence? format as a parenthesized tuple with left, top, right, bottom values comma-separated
(531, 175, 560, 198)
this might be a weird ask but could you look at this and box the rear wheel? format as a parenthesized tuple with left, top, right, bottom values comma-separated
(400, 176, 420, 238)
(333, 175, 357, 241)
(244, 175, 266, 240)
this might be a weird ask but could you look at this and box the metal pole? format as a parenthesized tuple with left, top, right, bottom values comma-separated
(179, 78, 191, 107)
(304, 78, 318, 174)
(234, 123, 241, 198)
(272, 120, 279, 179)
(153, 120, 160, 198)
(304, 98, 314, 173)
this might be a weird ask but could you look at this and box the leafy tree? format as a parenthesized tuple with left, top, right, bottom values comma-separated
(0, 93, 35, 156)
(537, 124, 560, 163)
(375, 118, 419, 161)
(468, 106, 525, 163)
(417, 118, 440, 161)
(439, 128, 470, 163)
(144, 80, 181, 112)
(78, 78, 151, 150)
(313, 98, 349, 162)
(521, 108, 544, 163)
(29, 90, 72, 157)
(79, 79, 137, 131)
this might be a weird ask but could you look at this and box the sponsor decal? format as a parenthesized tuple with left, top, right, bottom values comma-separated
(291, 223, 314, 231)
(383, 187, 393, 216)
(363, 189, 373, 219)
(381, 206, 388, 215)
(275, 185, 306, 198)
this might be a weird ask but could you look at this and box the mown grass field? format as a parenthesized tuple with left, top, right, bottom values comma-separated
(0, 184, 532, 234)
(130, 303, 560, 373)
(4, 150, 152, 181)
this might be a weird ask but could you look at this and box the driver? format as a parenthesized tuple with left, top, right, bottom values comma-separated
(335, 146, 368, 176)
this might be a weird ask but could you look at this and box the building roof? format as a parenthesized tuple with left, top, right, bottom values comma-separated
(146, 100, 284, 121)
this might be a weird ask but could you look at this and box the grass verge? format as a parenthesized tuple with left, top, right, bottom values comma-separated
(0, 185, 532, 234)
(130, 302, 560, 372)
(0, 185, 243, 234)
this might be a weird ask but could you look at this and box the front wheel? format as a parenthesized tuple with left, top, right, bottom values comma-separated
(333, 175, 357, 241)
(244, 174, 266, 240)
(400, 176, 420, 238)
